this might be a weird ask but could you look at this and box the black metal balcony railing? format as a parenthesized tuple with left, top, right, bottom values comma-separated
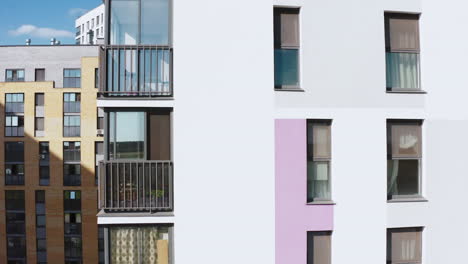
(99, 160, 173, 212)
(99, 46, 173, 97)
(5, 175, 25, 185)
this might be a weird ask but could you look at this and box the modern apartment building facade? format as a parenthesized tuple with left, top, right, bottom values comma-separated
(96, 0, 275, 263)
(0, 45, 104, 263)
(0, 0, 424, 263)
(75, 4, 105, 45)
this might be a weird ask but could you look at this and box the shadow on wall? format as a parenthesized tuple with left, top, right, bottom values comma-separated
(0, 93, 101, 263)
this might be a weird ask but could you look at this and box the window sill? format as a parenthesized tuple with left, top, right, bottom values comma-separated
(306, 200, 335, 205)
(387, 197, 428, 203)
(386, 90, 427, 94)
(275, 88, 304, 92)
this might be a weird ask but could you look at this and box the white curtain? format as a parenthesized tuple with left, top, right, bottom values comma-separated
(387, 160, 399, 195)
(110, 226, 169, 264)
(386, 52, 420, 89)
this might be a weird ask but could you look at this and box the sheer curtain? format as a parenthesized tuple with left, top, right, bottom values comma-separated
(386, 52, 420, 89)
(110, 226, 169, 264)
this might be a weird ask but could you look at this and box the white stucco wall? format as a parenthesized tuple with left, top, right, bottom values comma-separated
(274, 0, 468, 263)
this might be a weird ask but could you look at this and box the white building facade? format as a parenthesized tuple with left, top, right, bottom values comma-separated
(97, 0, 468, 263)
(75, 4, 105, 45)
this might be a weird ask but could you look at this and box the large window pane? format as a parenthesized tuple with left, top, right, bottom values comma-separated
(109, 112, 145, 159)
(274, 49, 299, 88)
(386, 52, 420, 90)
(141, 0, 170, 45)
(387, 159, 419, 196)
(110, 0, 139, 45)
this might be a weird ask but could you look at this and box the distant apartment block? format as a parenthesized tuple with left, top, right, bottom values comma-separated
(75, 4, 105, 45)
(0, 45, 104, 264)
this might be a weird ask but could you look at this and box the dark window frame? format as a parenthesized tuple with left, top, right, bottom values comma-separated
(5, 69, 25, 82)
(387, 119, 423, 200)
(63, 68, 81, 88)
(273, 7, 301, 90)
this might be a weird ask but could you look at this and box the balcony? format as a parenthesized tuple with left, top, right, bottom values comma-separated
(99, 46, 173, 97)
(99, 160, 173, 212)
(5, 174, 24, 185)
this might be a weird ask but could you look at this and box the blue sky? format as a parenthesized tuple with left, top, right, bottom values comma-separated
(0, 0, 102, 45)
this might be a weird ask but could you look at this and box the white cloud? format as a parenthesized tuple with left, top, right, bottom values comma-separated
(8, 25, 74, 39)
(68, 8, 88, 18)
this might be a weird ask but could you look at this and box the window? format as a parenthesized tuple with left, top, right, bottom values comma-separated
(97, 28, 100, 38)
(385, 13, 421, 91)
(35, 93, 45, 137)
(109, 112, 145, 159)
(63, 69, 81, 88)
(97, 108, 104, 131)
(387, 228, 422, 264)
(36, 93, 44, 106)
(101, 26, 104, 36)
(64, 116, 81, 137)
(6, 93, 24, 112)
(108, 110, 171, 160)
(64, 93, 81, 137)
(5, 190, 26, 263)
(5, 142, 24, 185)
(64, 191, 82, 263)
(64, 93, 81, 113)
(87, 21, 89, 30)
(76, 26, 81, 36)
(92, 18, 95, 28)
(109, 226, 171, 263)
(76, 38, 81, 45)
(110, 0, 170, 45)
(5, 93, 25, 137)
(6, 69, 25, 82)
(97, 15, 100, 26)
(5, 115, 24, 137)
(39, 142, 50, 186)
(36, 191, 47, 263)
(95, 142, 104, 185)
(274, 8, 300, 89)
(64, 142, 81, 186)
(82, 36, 84, 43)
(307, 231, 332, 264)
(387, 120, 422, 199)
(95, 68, 99, 88)
(35, 68, 45, 81)
(98, 227, 105, 264)
(307, 120, 332, 202)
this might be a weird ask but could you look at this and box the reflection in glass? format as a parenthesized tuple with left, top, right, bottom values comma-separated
(110, 0, 169, 45)
(109, 112, 145, 159)
(110, 0, 139, 45)
(274, 49, 299, 87)
(141, 0, 169, 45)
